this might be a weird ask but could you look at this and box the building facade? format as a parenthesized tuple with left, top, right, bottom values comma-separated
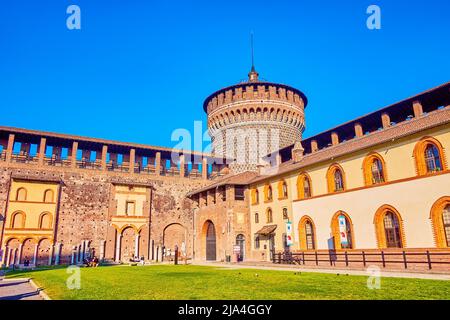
(247, 82, 450, 267)
(0, 69, 449, 271)
(0, 127, 227, 266)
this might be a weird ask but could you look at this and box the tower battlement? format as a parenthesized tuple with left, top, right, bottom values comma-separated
(204, 71, 308, 173)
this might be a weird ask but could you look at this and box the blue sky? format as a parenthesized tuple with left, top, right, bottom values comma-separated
(1, 0, 449, 152)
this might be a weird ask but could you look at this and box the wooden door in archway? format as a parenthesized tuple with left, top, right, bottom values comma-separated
(205, 221, 216, 261)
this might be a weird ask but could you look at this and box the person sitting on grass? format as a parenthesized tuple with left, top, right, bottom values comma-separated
(91, 256, 99, 267)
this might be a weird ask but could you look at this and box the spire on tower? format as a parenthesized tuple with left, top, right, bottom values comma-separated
(248, 32, 259, 82)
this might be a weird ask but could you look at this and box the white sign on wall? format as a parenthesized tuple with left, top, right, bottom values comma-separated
(338, 215, 349, 246)
(286, 222, 294, 247)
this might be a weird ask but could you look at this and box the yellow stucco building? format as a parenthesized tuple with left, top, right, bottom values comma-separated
(248, 82, 450, 264)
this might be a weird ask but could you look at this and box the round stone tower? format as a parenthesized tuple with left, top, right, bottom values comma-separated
(203, 67, 308, 173)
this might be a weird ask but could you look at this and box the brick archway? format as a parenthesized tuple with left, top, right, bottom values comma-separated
(163, 223, 187, 253)
(120, 226, 137, 262)
(21, 238, 36, 264)
(37, 238, 52, 266)
(201, 220, 216, 261)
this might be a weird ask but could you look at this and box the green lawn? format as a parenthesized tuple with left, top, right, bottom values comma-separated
(6, 265, 450, 300)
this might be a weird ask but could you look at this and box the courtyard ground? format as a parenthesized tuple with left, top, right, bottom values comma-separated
(4, 264, 450, 300)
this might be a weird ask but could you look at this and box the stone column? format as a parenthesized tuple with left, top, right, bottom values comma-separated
(413, 100, 423, 117)
(202, 158, 208, 180)
(80, 241, 85, 262)
(331, 132, 339, 146)
(38, 137, 47, 166)
(48, 244, 54, 265)
(115, 232, 122, 262)
(311, 140, 319, 153)
(101, 145, 108, 171)
(3, 246, 10, 267)
(99, 240, 106, 260)
(5, 134, 15, 163)
(71, 141, 78, 168)
(11, 248, 17, 266)
(354, 123, 363, 138)
(381, 113, 391, 129)
(32, 244, 38, 265)
(179, 154, 185, 177)
(134, 234, 140, 258)
(155, 152, 161, 176)
(84, 240, 90, 259)
(17, 243, 23, 265)
(54, 243, 62, 265)
(129, 148, 135, 174)
(71, 246, 76, 265)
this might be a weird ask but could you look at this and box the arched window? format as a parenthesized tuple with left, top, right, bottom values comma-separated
(413, 137, 447, 175)
(297, 173, 312, 199)
(264, 185, 273, 202)
(331, 211, 354, 249)
(11, 211, 26, 229)
(39, 212, 53, 229)
(374, 205, 405, 249)
(327, 164, 346, 193)
(251, 188, 259, 205)
(424, 144, 443, 173)
(334, 170, 344, 192)
(254, 212, 259, 224)
(43, 189, 54, 203)
(282, 208, 289, 220)
(298, 216, 316, 250)
(278, 180, 288, 199)
(16, 188, 27, 201)
(363, 153, 387, 185)
(430, 197, 450, 248)
(266, 208, 273, 223)
(383, 212, 402, 248)
(443, 205, 450, 247)
(254, 235, 260, 249)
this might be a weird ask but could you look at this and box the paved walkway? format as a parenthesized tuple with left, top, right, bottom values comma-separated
(0, 278, 44, 300)
(193, 262, 450, 281)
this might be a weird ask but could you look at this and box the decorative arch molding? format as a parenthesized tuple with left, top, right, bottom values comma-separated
(330, 211, 355, 250)
(21, 237, 39, 245)
(296, 172, 313, 200)
(266, 207, 273, 223)
(326, 163, 347, 193)
(112, 224, 142, 235)
(43, 189, 54, 203)
(362, 152, 388, 186)
(38, 212, 53, 229)
(298, 215, 317, 251)
(38, 237, 54, 246)
(10, 211, 26, 229)
(373, 204, 406, 249)
(264, 184, 273, 202)
(6, 237, 20, 247)
(277, 179, 288, 199)
(430, 196, 450, 248)
(15, 187, 27, 201)
(413, 136, 447, 176)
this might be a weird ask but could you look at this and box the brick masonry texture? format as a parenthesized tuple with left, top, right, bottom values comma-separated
(0, 163, 208, 264)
